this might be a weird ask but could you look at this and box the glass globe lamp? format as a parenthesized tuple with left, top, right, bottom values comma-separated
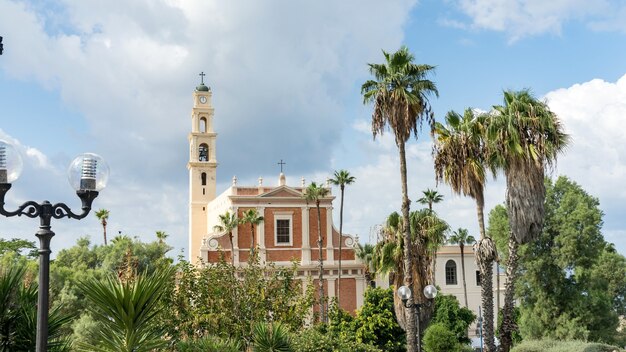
(0, 139, 23, 184)
(67, 153, 109, 191)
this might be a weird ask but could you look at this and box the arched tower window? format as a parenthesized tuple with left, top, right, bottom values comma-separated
(201, 172, 207, 186)
(199, 117, 207, 133)
(445, 260, 457, 285)
(199, 143, 209, 161)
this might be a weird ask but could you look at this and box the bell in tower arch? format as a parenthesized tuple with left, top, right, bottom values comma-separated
(199, 143, 209, 162)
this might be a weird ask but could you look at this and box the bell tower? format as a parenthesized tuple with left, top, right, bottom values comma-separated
(188, 72, 217, 263)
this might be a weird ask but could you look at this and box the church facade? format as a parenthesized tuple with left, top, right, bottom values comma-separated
(187, 81, 367, 313)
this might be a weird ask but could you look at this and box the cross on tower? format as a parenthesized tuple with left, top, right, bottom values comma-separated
(277, 159, 286, 173)
(199, 71, 206, 85)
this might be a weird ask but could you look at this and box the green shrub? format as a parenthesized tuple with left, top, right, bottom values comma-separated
(510, 339, 625, 352)
(291, 328, 381, 352)
(252, 322, 292, 352)
(176, 335, 243, 352)
(422, 322, 461, 352)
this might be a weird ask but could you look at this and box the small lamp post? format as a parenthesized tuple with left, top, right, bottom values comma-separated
(0, 139, 108, 352)
(398, 284, 438, 352)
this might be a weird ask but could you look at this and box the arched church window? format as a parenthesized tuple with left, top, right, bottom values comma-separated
(200, 117, 207, 133)
(199, 143, 209, 161)
(445, 260, 457, 285)
(201, 172, 207, 186)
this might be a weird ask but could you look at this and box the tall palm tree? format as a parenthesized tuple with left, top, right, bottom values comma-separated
(448, 228, 476, 308)
(155, 231, 168, 244)
(432, 108, 497, 351)
(362, 46, 438, 352)
(329, 169, 356, 306)
(486, 90, 568, 352)
(302, 182, 330, 323)
(213, 211, 240, 267)
(416, 188, 443, 212)
(355, 243, 375, 286)
(241, 209, 264, 258)
(95, 209, 110, 245)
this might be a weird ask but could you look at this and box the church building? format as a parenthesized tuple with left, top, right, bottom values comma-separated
(187, 78, 367, 312)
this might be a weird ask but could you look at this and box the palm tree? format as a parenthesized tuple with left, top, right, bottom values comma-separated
(448, 228, 476, 308)
(355, 243, 375, 287)
(302, 182, 330, 323)
(252, 322, 292, 352)
(373, 210, 447, 334)
(329, 169, 356, 306)
(432, 108, 498, 351)
(95, 209, 110, 245)
(362, 46, 438, 352)
(0, 265, 73, 351)
(76, 268, 173, 352)
(416, 188, 443, 212)
(155, 231, 168, 244)
(213, 211, 240, 267)
(241, 209, 264, 258)
(486, 90, 569, 352)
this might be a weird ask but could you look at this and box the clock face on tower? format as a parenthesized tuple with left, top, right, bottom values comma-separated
(199, 96, 207, 104)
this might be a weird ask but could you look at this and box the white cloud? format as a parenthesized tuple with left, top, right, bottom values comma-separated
(0, 0, 418, 255)
(547, 74, 626, 201)
(446, 0, 626, 41)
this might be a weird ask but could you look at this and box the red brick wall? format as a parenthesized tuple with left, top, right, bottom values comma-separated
(236, 207, 255, 249)
(263, 207, 303, 248)
(337, 278, 357, 313)
(308, 207, 327, 248)
(267, 250, 301, 262)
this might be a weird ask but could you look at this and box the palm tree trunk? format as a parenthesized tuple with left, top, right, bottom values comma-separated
(103, 222, 107, 245)
(399, 141, 417, 352)
(476, 196, 496, 352)
(460, 244, 468, 308)
(500, 235, 519, 352)
(229, 233, 235, 267)
(337, 185, 345, 308)
(250, 224, 255, 257)
(496, 256, 501, 326)
(316, 201, 326, 323)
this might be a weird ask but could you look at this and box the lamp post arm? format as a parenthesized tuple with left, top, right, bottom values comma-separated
(0, 183, 42, 218)
(51, 190, 98, 220)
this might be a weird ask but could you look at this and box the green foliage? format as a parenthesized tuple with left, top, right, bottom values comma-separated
(431, 294, 476, 344)
(486, 204, 510, 260)
(166, 256, 314, 346)
(252, 322, 292, 352)
(176, 335, 243, 352)
(290, 328, 382, 352)
(352, 287, 406, 351)
(510, 339, 625, 352)
(0, 238, 36, 258)
(75, 268, 174, 352)
(517, 176, 626, 345)
(422, 322, 461, 352)
(0, 264, 73, 352)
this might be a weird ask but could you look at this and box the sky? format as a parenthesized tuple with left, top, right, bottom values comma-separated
(1, 0, 626, 259)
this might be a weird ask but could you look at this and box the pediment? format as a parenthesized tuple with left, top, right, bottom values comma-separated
(259, 185, 303, 198)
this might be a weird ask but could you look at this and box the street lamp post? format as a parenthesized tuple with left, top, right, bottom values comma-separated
(398, 284, 438, 352)
(0, 140, 108, 352)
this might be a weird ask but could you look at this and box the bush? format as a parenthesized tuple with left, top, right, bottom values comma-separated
(510, 339, 625, 352)
(422, 322, 461, 352)
(431, 294, 475, 344)
(291, 328, 381, 352)
(252, 322, 292, 352)
(176, 335, 243, 352)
